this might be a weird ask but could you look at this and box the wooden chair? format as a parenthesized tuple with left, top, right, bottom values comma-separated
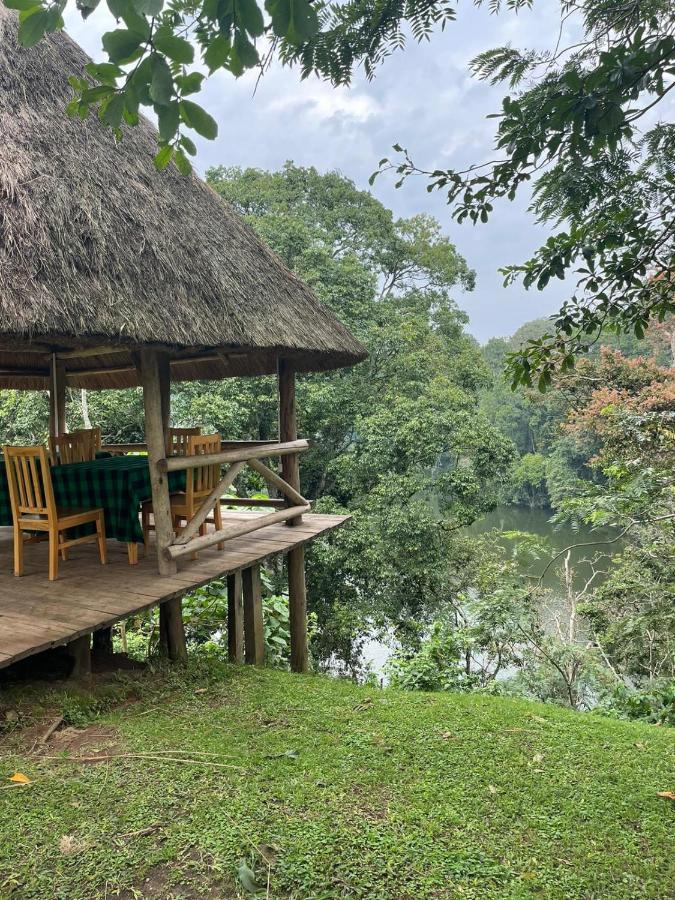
(49, 431, 90, 465)
(142, 433, 223, 558)
(4, 445, 107, 581)
(167, 426, 201, 457)
(72, 427, 102, 459)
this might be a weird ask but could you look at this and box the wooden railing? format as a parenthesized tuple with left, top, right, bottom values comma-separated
(102, 439, 278, 456)
(160, 440, 310, 562)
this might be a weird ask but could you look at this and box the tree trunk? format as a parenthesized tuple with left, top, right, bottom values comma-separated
(81, 388, 92, 429)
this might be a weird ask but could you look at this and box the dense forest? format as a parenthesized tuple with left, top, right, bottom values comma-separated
(2, 165, 673, 723)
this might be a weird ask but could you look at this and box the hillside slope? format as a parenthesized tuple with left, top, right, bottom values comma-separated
(1, 660, 673, 899)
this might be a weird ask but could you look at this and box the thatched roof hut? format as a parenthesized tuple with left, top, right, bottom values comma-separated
(0, 7, 367, 391)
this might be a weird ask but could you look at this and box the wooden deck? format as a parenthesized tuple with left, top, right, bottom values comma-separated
(0, 511, 348, 669)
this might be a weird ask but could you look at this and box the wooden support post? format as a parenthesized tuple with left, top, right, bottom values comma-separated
(67, 633, 91, 677)
(287, 546, 308, 673)
(278, 358, 308, 673)
(136, 348, 187, 664)
(242, 564, 264, 666)
(227, 571, 244, 663)
(92, 627, 113, 656)
(158, 610, 169, 658)
(159, 598, 186, 663)
(158, 351, 171, 451)
(49, 354, 67, 437)
(277, 359, 301, 524)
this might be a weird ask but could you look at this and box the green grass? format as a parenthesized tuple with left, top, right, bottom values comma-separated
(1, 658, 674, 899)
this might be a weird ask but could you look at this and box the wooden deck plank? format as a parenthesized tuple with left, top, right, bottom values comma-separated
(0, 512, 349, 670)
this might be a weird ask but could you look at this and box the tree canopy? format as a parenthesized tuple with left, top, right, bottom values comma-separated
(206, 164, 512, 665)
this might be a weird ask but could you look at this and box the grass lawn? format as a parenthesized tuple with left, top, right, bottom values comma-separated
(0, 657, 673, 899)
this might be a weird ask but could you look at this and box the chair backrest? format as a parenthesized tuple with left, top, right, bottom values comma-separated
(4, 445, 56, 521)
(186, 433, 221, 504)
(167, 427, 202, 457)
(72, 427, 101, 459)
(49, 432, 90, 465)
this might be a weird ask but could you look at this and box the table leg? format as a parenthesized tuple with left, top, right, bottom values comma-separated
(127, 542, 139, 566)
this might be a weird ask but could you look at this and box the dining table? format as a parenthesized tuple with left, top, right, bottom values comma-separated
(0, 455, 186, 564)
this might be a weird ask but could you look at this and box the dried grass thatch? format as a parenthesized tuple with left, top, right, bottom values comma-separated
(0, 7, 367, 389)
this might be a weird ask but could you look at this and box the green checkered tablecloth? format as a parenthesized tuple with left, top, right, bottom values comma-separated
(0, 456, 185, 543)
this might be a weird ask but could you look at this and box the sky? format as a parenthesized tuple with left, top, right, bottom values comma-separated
(64, 3, 577, 343)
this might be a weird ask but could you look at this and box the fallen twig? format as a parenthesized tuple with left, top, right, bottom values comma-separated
(118, 822, 165, 839)
(38, 717, 64, 746)
(136, 749, 240, 758)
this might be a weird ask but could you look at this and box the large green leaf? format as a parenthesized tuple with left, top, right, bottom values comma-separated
(102, 28, 144, 63)
(176, 71, 204, 95)
(173, 147, 192, 175)
(236, 0, 264, 37)
(230, 30, 259, 75)
(99, 92, 126, 128)
(81, 84, 116, 103)
(265, 0, 290, 37)
(266, 0, 318, 44)
(3, 0, 41, 11)
(153, 144, 174, 171)
(203, 33, 230, 72)
(149, 53, 174, 105)
(180, 99, 218, 139)
(132, 0, 163, 14)
(17, 7, 62, 48)
(156, 100, 180, 141)
(154, 27, 195, 64)
(85, 62, 124, 86)
(76, 0, 101, 19)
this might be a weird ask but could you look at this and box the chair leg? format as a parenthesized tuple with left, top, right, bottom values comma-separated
(96, 513, 107, 565)
(49, 529, 59, 581)
(12, 526, 23, 577)
(214, 501, 224, 551)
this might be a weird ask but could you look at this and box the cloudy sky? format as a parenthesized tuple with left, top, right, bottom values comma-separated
(65, 3, 577, 343)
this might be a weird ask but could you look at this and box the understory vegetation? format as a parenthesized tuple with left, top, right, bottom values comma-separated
(1, 660, 674, 899)
(1, 164, 673, 724)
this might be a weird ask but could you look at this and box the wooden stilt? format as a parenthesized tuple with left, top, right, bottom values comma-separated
(160, 598, 186, 663)
(287, 546, 308, 673)
(92, 627, 113, 655)
(158, 610, 169, 658)
(242, 564, 264, 666)
(278, 358, 308, 673)
(67, 633, 91, 677)
(227, 571, 244, 663)
(136, 349, 187, 664)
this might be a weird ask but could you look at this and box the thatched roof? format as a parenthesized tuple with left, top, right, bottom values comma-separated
(0, 8, 367, 390)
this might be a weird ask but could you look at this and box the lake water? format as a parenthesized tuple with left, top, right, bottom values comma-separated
(464, 505, 620, 592)
(360, 504, 621, 678)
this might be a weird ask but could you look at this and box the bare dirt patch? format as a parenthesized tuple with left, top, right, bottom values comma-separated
(44, 723, 120, 755)
(4, 719, 121, 756)
(115, 857, 236, 899)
